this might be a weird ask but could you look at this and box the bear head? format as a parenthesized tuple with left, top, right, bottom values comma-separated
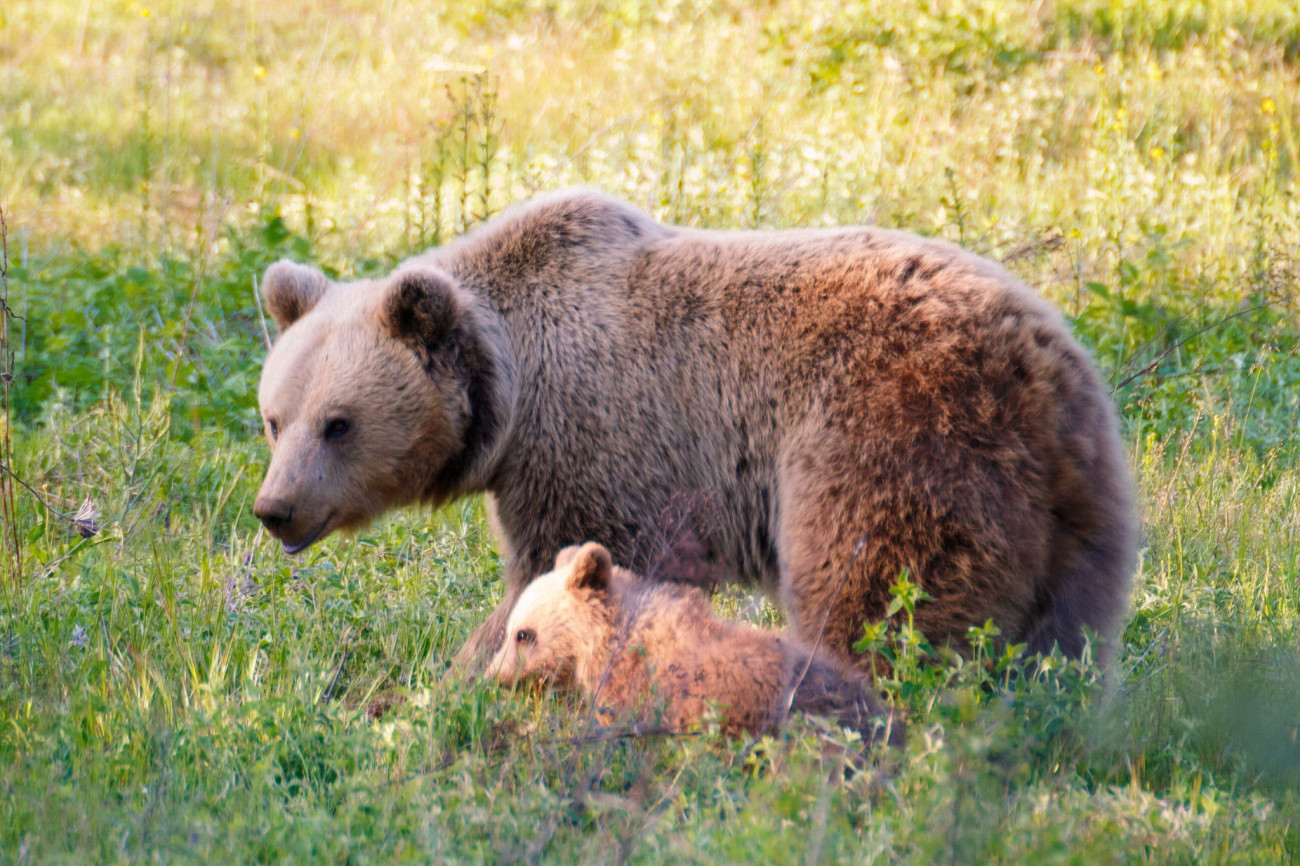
(486, 542, 617, 689)
(253, 259, 515, 553)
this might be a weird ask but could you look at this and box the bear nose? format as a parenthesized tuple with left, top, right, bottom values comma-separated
(254, 497, 294, 534)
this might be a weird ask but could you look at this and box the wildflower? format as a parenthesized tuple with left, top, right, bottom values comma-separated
(140, 8, 151, 17)
(72, 496, 99, 538)
(1261, 98, 1276, 115)
(70, 624, 88, 649)
(253, 65, 267, 81)
(1149, 145, 1165, 160)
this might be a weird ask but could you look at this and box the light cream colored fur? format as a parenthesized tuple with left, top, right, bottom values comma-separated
(488, 543, 897, 741)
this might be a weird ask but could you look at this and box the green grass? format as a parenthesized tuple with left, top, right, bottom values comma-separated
(2, 0, 1299, 861)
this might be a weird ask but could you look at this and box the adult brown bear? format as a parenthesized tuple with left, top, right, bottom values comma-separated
(253, 190, 1136, 670)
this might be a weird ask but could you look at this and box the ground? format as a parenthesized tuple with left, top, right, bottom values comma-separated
(1, 1, 1298, 862)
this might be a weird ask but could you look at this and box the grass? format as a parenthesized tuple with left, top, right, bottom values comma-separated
(2, 0, 1299, 861)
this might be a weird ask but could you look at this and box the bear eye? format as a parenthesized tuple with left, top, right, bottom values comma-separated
(323, 418, 350, 440)
(516, 628, 535, 646)
(267, 419, 279, 440)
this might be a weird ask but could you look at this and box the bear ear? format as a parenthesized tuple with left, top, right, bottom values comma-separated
(553, 545, 584, 571)
(381, 267, 461, 355)
(262, 260, 330, 331)
(567, 542, 613, 594)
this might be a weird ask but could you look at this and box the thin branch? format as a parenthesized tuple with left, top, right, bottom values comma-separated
(1110, 307, 1196, 383)
(782, 534, 869, 723)
(0, 460, 78, 524)
(541, 97, 680, 189)
(1111, 303, 1270, 391)
(251, 273, 272, 350)
(0, 298, 25, 323)
(1000, 230, 1064, 264)
(571, 724, 702, 746)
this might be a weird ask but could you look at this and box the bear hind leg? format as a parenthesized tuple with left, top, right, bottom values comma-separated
(1021, 530, 1135, 669)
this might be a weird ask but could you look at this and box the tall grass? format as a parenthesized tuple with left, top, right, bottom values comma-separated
(0, 205, 20, 582)
(1, 0, 1298, 861)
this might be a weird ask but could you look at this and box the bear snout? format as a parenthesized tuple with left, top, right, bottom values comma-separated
(253, 496, 295, 535)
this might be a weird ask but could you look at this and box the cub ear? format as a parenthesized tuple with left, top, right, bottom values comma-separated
(262, 260, 330, 331)
(381, 267, 462, 356)
(567, 542, 613, 594)
(553, 544, 584, 571)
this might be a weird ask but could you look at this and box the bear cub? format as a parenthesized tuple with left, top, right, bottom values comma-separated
(487, 542, 899, 744)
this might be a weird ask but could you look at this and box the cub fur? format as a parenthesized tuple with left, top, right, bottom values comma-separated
(254, 190, 1136, 670)
(487, 543, 898, 741)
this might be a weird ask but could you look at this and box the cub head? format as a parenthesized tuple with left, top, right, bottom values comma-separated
(486, 543, 617, 689)
(253, 259, 514, 553)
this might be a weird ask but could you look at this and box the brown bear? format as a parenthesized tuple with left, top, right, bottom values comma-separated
(254, 189, 1136, 670)
(487, 542, 899, 742)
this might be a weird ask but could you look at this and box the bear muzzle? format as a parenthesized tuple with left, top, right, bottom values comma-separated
(253, 496, 294, 533)
(254, 495, 333, 554)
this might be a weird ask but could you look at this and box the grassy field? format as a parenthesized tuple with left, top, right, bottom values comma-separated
(2, 0, 1299, 861)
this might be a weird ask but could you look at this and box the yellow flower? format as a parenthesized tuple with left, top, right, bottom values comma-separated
(1261, 97, 1276, 115)
(1149, 145, 1165, 160)
(140, 8, 151, 17)
(253, 65, 266, 80)
(289, 127, 301, 140)
(1093, 62, 1105, 75)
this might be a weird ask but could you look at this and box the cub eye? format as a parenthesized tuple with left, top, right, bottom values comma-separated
(323, 418, 350, 440)
(516, 628, 535, 646)
(267, 419, 279, 440)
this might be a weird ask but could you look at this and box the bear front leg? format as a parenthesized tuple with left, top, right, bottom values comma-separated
(449, 560, 531, 676)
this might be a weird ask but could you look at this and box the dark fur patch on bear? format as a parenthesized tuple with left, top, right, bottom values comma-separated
(381, 268, 507, 500)
(382, 269, 461, 354)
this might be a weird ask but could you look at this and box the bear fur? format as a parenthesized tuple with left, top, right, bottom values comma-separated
(254, 190, 1136, 669)
(487, 542, 899, 741)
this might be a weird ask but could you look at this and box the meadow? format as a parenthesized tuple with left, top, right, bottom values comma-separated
(1, 0, 1299, 861)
